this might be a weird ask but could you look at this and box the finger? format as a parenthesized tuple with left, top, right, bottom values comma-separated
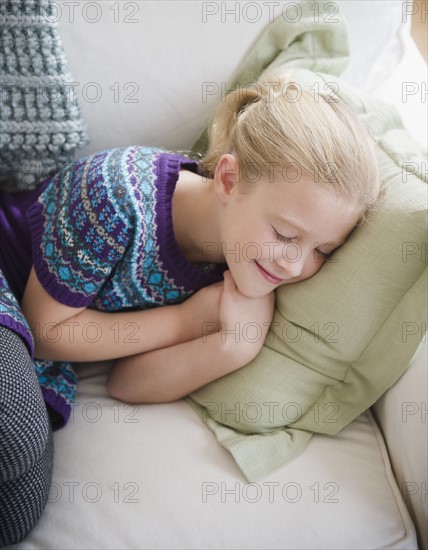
(222, 270, 237, 293)
(211, 280, 224, 288)
(220, 270, 231, 297)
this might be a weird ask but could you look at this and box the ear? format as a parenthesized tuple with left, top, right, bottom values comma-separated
(213, 153, 240, 204)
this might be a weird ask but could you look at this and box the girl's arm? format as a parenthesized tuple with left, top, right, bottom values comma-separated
(107, 330, 247, 403)
(107, 270, 275, 403)
(21, 266, 222, 362)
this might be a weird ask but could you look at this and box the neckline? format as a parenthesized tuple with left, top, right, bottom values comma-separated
(154, 151, 227, 291)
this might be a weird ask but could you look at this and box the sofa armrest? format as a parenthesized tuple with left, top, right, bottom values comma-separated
(372, 339, 427, 549)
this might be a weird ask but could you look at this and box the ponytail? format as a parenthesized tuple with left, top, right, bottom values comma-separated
(199, 85, 262, 179)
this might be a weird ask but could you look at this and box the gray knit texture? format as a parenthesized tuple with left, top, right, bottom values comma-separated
(0, 0, 89, 190)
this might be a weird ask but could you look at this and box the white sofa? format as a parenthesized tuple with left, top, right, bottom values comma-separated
(16, 2, 427, 548)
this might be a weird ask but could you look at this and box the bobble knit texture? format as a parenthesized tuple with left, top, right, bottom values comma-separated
(0, 0, 88, 190)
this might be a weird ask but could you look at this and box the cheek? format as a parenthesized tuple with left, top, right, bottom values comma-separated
(243, 242, 264, 261)
(304, 253, 326, 277)
(240, 226, 271, 261)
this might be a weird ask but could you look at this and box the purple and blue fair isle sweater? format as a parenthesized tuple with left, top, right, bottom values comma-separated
(0, 146, 227, 429)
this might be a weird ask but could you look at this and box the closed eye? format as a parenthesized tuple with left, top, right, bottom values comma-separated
(315, 243, 341, 259)
(273, 228, 296, 244)
(315, 248, 331, 259)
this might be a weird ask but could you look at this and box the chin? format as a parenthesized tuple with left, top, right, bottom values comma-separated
(231, 268, 283, 297)
(236, 282, 273, 298)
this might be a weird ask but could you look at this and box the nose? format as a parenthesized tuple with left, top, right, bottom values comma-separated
(274, 245, 306, 279)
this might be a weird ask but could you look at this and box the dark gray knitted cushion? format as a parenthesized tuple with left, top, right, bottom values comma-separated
(0, 0, 89, 190)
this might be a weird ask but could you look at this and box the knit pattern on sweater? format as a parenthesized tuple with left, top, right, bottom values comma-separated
(0, 268, 34, 357)
(5, 145, 226, 429)
(26, 146, 225, 313)
(0, 0, 88, 190)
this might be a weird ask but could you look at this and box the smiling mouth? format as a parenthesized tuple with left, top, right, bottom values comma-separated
(255, 262, 285, 284)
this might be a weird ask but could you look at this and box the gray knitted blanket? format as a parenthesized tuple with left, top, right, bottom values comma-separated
(0, 0, 88, 190)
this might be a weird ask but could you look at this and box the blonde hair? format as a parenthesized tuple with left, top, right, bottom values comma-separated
(199, 74, 384, 226)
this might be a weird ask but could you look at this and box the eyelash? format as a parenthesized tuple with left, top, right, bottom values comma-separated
(273, 228, 295, 244)
(273, 228, 331, 259)
(315, 249, 330, 259)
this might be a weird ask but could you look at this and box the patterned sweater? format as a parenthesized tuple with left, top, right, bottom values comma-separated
(0, 146, 227, 428)
(27, 146, 227, 309)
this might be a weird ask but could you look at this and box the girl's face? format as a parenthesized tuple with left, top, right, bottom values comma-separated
(215, 155, 361, 298)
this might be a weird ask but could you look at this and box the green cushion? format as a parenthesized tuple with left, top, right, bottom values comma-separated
(187, 2, 427, 482)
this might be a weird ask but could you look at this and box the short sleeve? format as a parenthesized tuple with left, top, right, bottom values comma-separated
(25, 149, 133, 308)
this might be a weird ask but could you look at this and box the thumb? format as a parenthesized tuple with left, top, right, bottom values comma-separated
(223, 269, 233, 280)
(222, 269, 236, 292)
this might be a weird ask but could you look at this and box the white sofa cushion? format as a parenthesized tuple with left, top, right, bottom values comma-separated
(374, 340, 428, 549)
(339, 0, 411, 92)
(17, 361, 417, 550)
(58, 0, 412, 157)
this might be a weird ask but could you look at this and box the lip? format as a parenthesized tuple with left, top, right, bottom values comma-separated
(255, 262, 285, 284)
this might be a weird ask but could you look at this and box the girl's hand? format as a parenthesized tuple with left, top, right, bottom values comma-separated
(219, 270, 275, 364)
(178, 280, 224, 341)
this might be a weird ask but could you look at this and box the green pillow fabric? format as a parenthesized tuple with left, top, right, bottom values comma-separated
(187, 1, 427, 482)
